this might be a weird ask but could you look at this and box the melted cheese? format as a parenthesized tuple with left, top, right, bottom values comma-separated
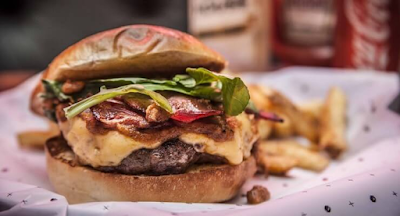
(180, 113, 257, 164)
(59, 113, 258, 167)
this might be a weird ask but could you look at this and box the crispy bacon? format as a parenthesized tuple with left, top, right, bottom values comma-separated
(125, 93, 224, 123)
(167, 94, 223, 123)
(90, 93, 223, 128)
(171, 110, 222, 123)
(91, 101, 150, 129)
(167, 94, 214, 111)
(123, 94, 152, 112)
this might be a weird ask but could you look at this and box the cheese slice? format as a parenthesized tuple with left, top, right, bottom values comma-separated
(59, 113, 258, 167)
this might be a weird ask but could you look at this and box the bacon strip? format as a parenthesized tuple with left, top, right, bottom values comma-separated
(171, 110, 223, 123)
(91, 101, 150, 129)
(123, 94, 152, 112)
(90, 94, 224, 128)
(167, 94, 222, 123)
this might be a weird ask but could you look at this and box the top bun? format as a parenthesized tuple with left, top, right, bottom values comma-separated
(30, 25, 226, 116)
(43, 25, 226, 81)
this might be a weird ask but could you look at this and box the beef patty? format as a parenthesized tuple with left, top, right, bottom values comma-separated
(97, 139, 227, 175)
(46, 136, 227, 176)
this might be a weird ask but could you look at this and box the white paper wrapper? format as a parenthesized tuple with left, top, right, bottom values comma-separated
(0, 67, 399, 216)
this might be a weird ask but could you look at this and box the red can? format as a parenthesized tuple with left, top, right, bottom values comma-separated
(333, 0, 400, 72)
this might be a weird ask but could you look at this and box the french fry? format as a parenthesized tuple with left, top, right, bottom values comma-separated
(257, 153, 297, 175)
(298, 101, 323, 149)
(257, 120, 273, 140)
(271, 113, 294, 138)
(299, 100, 324, 121)
(249, 85, 287, 139)
(259, 139, 330, 172)
(250, 84, 348, 161)
(17, 121, 60, 150)
(319, 87, 347, 158)
(251, 85, 318, 142)
(248, 85, 271, 111)
(307, 143, 321, 152)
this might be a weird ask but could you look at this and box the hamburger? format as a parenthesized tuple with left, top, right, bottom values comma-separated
(30, 25, 262, 203)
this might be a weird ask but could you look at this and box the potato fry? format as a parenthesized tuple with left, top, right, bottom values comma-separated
(307, 143, 321, 152)
(299, 100, 323, 150)
(248, 85, 271, 111)
(250, 85, 318, 142)
(319, 87, 347, 158)
(257, 153, 297, 175)
(271, 113, 294, 138)
(299, 100, 324, 121)
(250, 84, 348, 160)
(17, 121, 60, 150)
(249, 85, 289, 139)
(257, 120, 273, 140)
(259, 139, 330, 172)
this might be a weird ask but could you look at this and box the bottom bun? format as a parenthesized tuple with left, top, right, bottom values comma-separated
(45, 136, 257, 204)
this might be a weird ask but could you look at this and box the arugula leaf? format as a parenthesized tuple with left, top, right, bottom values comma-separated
(93, 76, 198, 89)
(41, 80, 71, 101)
(45, 67, 250, 119)
(136, 83, 221, 101)
(64, 84, 172, 119)
(220, 76, 250, 116)
(76, 74, 222, 101)
(186, 67, 250, 116)
(172, 74, 196, 88)
(90, 77, 177, 87)
(186, 67, 219, 85)
(190, 86, 222, 101)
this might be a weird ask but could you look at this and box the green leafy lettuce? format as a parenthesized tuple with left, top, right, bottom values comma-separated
(41, 80, 71, 101)
(64, 85, 172, 119)
(43, 67, 250, 120)
(186, 68, 250, 116)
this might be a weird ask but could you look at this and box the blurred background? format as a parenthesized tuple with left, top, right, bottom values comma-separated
(0, 0, 399, 91)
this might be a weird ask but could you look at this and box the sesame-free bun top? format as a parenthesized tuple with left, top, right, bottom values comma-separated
(43, 25, 226, 81)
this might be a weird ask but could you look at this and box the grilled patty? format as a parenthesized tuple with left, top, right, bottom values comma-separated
(97, 139, 227, 175)
(47, 136, 227, 175)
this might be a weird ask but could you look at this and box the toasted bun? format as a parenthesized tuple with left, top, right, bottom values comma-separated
(45, 136, 257, 204)
(30, 25, 226, 116)
(45, 25, 225, 81)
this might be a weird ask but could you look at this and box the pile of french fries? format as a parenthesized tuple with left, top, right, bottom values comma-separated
(249, 85, 347, 175)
